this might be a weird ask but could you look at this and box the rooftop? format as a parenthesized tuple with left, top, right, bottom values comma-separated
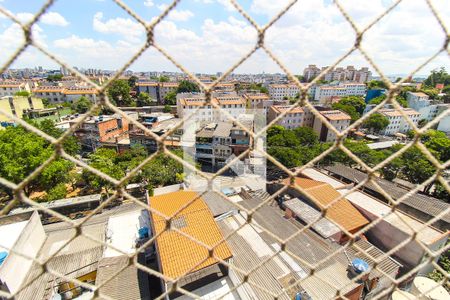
(320, 110, 351, 121)
(282, 177, 369, 232)
(149, 191, 233, 279)
(323, 164, 450, 225)
(271, 105, 304, 114)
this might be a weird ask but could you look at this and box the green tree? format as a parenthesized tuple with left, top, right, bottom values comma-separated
(46, 74, 63, 82)
(424, 67, 450, 87)
(163, 105, 172, 113)
(128, 75, 139, 89)
(159, 75, 170, 82)
(83, 148, 125, 196)
(177, 80, 200, 93)
(362, 113, 389, 134)
(292, 127, 318, 146)
(136, 92, 152, 107)
(331, 102, 359, 123)
(338, 96, 366, 115)
(369, 94, 407, 107)
(164, 90, 177, 105)
(46, 183, 67, 201)
(401, 146, 436, 193)
(14, 91, 31, 97)
(0, 124, 75, 197)
(367, 80, 388, 90)
(37, 119, 80, 155)
(71, 96, 92, 114)
(107, 79, 133, 106)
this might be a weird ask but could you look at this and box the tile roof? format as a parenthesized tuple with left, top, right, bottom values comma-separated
(320, 110, 351, 121)
(149, 191, 232, 279)
(271, 105, 304, 114)
(283, 177, 369, 232)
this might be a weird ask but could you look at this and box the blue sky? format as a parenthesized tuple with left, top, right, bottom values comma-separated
(0, 0, 449, 75)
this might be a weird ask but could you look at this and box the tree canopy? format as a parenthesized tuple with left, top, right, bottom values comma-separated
(332, 96, 366, 123)
(0, 121, 78, 199)
(14, 91, 31, 97)
(177, 80, 200, 93)
(369, 94, 408, 107)
(107, 79, 133, 106)
(71, 96, 92, 114)
(367, 80, 388, 90)
(362, 113, 389, 133)
(46, 74, 63, 82)
(424, 67, 450, 87)
(128, 75, 138, 89)
(136, 92, 153, 107)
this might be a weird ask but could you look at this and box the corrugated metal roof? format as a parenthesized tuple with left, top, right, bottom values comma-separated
(283, 198, 341, 238)
(149, 191, 232, 279)
(96, 256, 150, 300)
(324, 164, 450, 224)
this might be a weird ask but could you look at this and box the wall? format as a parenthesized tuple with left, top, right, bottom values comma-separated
(0, 212, 46, 294)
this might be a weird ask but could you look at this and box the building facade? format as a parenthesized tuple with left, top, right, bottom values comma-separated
(267, 105, 304, 129)
(314, 83, 366, 103)
(313, 110, 351, 142)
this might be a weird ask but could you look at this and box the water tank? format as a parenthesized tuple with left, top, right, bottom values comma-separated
(351, 258, 370, 274)
(391, 290, 415, 300)
(138, 227, 149, 239)
(0, 251, 8, 266)
(410, 276, 450, 300)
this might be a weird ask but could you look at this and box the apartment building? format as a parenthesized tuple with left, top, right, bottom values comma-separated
(194, 118, 251, 167)
(176, 92, 246, 122)
(378, 108, 421, 136)
(70, 114, 132, 151)
(129, 116, 182, 152)
(32, 86, 65, 103)
(0, 96, 44, 125)
(63, 87, 98, 103)
(314, 83, 366, 103)
(136, 81, 178, 103)
(242, 93, 273, 114)
(313, 110, 351, 142)
(0, 81, 31, 97)
(303, 65, 372, 83)
(268, 105, 304, 129)
(268, 83, 300, 101)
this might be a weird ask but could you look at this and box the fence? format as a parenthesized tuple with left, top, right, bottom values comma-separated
(0, 0, 449, 299)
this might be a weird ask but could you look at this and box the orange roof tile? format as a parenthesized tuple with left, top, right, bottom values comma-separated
(284, 177, 369, 232)
(271, 105, 304, 114)
(149, 191, 232, 279)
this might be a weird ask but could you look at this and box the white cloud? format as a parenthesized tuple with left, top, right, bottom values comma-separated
(143, 0, 154, 7)
(92, 12, 144, 42)
(3, 0, 449, 75)
(40, 12, 69, 27)
(157, 4, 194, 22)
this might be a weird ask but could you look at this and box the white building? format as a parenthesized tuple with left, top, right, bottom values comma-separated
(314, 83, 366, 103)
(313, 110, 351, 142)
(62, 87, 98, 104)
(407, 91, 450, 133)
(268, 105, 304, 129)
(268, 83, 300, 101)
(0, 212, 46, 295)
(177, 92, 246, 122)
(378, 108, 421, 136)
(0, 81, 31, 97)
(32, 86, 65, 103)
(303, 65, 372, 83)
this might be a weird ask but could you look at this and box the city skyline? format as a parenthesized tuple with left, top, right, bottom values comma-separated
(0, 0, 449, 76)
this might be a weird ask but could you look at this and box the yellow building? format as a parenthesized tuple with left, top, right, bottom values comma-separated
(0, 96, 44, 124)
